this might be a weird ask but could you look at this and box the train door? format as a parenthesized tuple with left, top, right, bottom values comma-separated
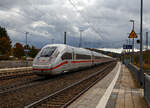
(90, 51, 94, 66)
(69, 48, 75, 70)
(66, 49, 74, 71)
(61, 51, 72, 73)
(71, 48, 78, 70)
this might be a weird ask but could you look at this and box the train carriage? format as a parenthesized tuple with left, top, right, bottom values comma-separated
(32, 44, 113, 76)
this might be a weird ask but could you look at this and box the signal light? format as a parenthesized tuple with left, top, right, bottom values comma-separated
(137, 40, 140, 44)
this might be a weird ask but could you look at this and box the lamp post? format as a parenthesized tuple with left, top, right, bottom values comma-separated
(130, 20, 135, 30)
(139, 0, 143, 86)
(129, 19, 135, 64)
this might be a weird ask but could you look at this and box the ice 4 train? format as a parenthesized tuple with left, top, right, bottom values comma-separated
(32, 44, 114, 76)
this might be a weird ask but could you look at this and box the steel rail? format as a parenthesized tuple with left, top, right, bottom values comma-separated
(0, 70, 33, 80)
(24, 62, 115, 108)
(0, 61, 113, 96)
(0, 77, 44, 95)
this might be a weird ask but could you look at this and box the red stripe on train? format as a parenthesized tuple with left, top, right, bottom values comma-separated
(33, 61, 68, 71)
(52, 61, 68, 70)
(71, 60, 91, 63)
(33, 60, 102, 71)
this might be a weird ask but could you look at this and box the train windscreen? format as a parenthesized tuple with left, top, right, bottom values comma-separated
(40, 47, 57, 57)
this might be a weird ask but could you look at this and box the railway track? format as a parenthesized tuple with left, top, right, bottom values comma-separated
(25, 62, 116, 108)
(0, 69, 33, 80)
(0, 61, 116, 108)
(0, 76, 44, 95)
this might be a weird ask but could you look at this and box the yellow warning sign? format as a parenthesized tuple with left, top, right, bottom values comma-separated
(128, 30, 137, 38)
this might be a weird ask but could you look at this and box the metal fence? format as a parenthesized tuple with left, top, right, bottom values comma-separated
(144, 74, 150, 107)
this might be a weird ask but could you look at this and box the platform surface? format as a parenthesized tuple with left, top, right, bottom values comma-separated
(106, 64, 149, 108)
(68, 63, 149, 108)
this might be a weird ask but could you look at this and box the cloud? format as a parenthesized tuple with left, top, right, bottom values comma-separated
(0, 0, 149, 48)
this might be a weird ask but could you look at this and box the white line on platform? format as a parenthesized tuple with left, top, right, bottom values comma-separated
(0, 67, 32, 71)
(96, 62, 121, 108)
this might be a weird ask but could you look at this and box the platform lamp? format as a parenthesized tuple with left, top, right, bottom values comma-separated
(139, 0, 144, 86)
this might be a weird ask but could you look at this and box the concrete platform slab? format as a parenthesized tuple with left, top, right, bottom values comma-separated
(68, 63, 149, 108)
(106, 64, 149, 108)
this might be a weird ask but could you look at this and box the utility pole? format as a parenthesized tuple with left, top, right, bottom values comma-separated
(126, 39, 129, 63)
(146, 32, 148, 50)
(79, 30, 84, 47)
(129, 38, 131, 63)
(51, 39, 54, 44)
(140, 0, 143, 86)
(129, 38, 131, 52)
(25, 32, 29, 67)
(64, 32, 66, 44)
(126, 39, 129, 53)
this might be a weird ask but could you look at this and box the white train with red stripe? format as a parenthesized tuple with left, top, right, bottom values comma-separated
(32, 44, 113, 76)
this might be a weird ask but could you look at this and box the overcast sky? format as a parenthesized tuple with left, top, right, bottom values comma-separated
(0, 0, 150, 48)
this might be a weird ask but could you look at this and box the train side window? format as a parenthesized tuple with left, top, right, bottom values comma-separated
(76, 54, 91, 59)
(61, 52, 72, 60)
(95, 56, 101, 59)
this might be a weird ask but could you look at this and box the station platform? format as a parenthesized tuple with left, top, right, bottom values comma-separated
(68, 62, 149, 108)
(0, 67, 32, 73)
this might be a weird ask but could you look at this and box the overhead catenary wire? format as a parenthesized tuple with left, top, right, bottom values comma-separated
(27, 0, 47, 19)
(0, 4, 57, 40)
(0, 2, 82, 44)
(68, 0, 106, 41)
(0, 4, 54, 41)
(1, 1, 107, 46)
(0, 5, 39, 22)
(0, 5, 39, 41)
(0, 24, 45, 46)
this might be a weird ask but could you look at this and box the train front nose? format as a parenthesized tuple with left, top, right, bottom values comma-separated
(32, 46, 58, 76)
(32, 57, 53, 75)
(32, 64, 52, 75)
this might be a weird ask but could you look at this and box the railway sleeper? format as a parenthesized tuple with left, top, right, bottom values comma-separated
(46, 101, 66, 105)
(40, 104, 61, 108)
(48, 98, 67, 102)
(51, 96, 72, 100)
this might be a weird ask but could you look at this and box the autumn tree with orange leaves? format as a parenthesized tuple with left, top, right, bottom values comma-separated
(0, 37, 11, 54)
(0, 26, 11, 60)
(13, 43, 25, 58)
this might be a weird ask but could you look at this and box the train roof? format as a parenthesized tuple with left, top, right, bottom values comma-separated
(43, 44, 87, 51)
(42, 44, 66, 49)
(42, 44, 105, 56)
